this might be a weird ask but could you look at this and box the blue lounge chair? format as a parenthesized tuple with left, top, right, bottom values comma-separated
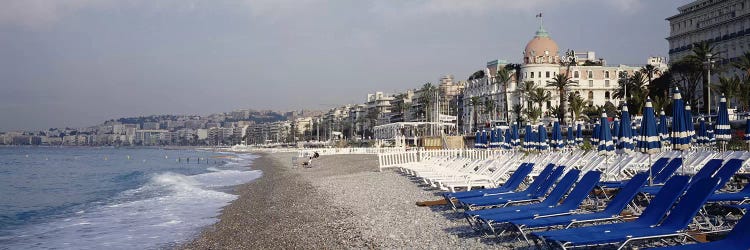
(537, 177, 721, 250)
(507, 172, 650, 243)
(650, 157, 683, 184)
(475, 171, 602, 236)
(530, 175, 691, 244)
(443, 163, 534, 201)
(599, 158, 669, 188)
(463, 169, 580, 228)
(648, 212, 750, 249)
(458, 165, 565, 210)
(709, 181, 750, 203)
(639, 159, 723, 195)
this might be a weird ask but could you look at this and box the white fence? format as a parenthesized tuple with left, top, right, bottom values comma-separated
(377, 149, 513, 171)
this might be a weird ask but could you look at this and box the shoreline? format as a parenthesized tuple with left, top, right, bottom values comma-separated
(182, 153, 505, 249)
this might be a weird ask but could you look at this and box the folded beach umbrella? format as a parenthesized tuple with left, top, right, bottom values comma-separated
(502, 128, 512, 149)
(575, 123, 583, 145)
(597, 113, 615, 156)
(524, 125, 533, 150)
(567, 126, 575, 147)
(488, 128, 497, 148)
(591, 122, 601, 146)
(538, 124, 549, 151)
(658, 110, 670, 149)
(617, 104, 635, 154)
(685, 103, 695, 143)
(612, 119, 620, 144)
(696, 118, 708, 146)
(715, 94, 732, 144)
(474, 130, 482, 148)
(511, 125, 520, 148)
(549, 122, 563, 150)
(637, 99, 662, 184)
(481, 129, 489, 148)
(708, 122, 716, 145)
(671, 88, 691, 151)
(495, 128, 504, 148)
(745, 119, 750, 150)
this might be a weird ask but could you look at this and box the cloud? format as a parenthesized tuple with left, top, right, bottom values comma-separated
(0, 0, 105, 28)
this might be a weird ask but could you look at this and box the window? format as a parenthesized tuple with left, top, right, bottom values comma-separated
(605, 80, 610, 87)
(588, 80, 594, 87)
(605, 71, 610, 78)
(587, 71, 593, 78)
(605, 91, 610, 99)
(531, 72, 535, 78)
(524, 72, 527, 78)
(574, 71, 580, 78)
(588, 91, 594, 105)
(546, 71, 550, 78)
(538, 72, 542, 78)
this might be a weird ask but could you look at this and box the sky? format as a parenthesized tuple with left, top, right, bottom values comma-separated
(0, 0, 693, 131)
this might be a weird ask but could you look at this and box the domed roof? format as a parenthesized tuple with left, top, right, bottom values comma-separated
(523, 26, 559, 64)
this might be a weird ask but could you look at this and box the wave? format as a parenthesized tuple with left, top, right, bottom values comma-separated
(0, 166, 262, 249)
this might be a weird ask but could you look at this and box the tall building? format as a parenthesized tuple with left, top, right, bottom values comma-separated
(461, 22, 665, 133)
(667, 0, 750, 75)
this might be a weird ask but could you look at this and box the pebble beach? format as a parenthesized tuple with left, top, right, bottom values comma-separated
(183, 153, 511, 249)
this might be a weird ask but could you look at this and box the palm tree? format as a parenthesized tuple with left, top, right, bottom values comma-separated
(684, 41, 719, 114)
(418, 82, 437, 121)
(512, 103, 525, 124)
(517, 80, 537, 109)
(738, 75, 750, 112)
(568, 92, 585, 123)
(470, 96, 483, 132)
(546, 73, 578, 124)
(529, 88, 551, 119)
(483, 98, 496, 122)
(712, 75, 741, 106)
(640, 64, 660, 86)
(732, 52, 750, 76)
(494, 67, 512, 121)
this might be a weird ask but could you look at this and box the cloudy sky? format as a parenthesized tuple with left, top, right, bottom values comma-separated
(1, 0, 692, 131)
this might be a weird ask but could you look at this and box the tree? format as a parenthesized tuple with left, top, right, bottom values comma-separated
(470, 96, 482, 132)
(737, 75, 750, 112)
(546, 73, 578, 124)
(568, 92, 585, 123)
(417, 82, 437, 121)
(712, 75, 741, 107)
(366, 108, 380, 137)
(640, 64, 660, 87)
(671, 58, 704, 108)
(494, 67, 512, 121)
(684, 41, 719, 114)
(529, 88, 551, 121)
(512, 103, 525, 124)
(483, 98, 496, 122)
(516, 80, 537, 109)
(732, 52, 750, 76)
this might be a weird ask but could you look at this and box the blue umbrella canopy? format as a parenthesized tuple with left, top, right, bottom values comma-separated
(715, 94, 731, 142)
(612, 119, 620, 144)
(745, 119, 750, 143)
(637, 99, 661, 154)
(685, 103, 695, 143)
(567, 126, 575, 147)
(576, 123, 583, 145)
(597, 113, 615, 156)
(512, 125, 520, 147)
(617, 104, 635, 154)
(592, 122, 601, 146)
(658, 110, 670, 149)
(537, 124, 549, 151)
(495, 128, 504, 147)
(524, 125, 534, 150)
(549, 122, 564, 150)
(489, 128, 498, 148)
(503, 128, 512, 149)
(696, 118, 708, 145)
(474, 130, 482, 148)
(671, 88, 691, 150)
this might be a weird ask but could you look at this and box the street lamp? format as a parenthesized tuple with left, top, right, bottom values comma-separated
(705, 53, 714, 122)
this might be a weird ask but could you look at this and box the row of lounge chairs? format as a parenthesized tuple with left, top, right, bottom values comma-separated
(395, 150, 750, 249)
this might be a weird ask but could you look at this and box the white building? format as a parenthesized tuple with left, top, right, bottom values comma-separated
(667, 0, 750, 75)
(461, 23, 666, 132)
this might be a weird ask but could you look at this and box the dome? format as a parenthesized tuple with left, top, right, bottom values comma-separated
(523, 26, 559, 64)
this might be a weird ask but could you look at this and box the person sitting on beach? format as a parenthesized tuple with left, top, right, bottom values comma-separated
(301, 157, 313, 167)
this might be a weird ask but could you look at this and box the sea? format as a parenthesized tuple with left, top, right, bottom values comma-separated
(0, 147, 262, 249)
